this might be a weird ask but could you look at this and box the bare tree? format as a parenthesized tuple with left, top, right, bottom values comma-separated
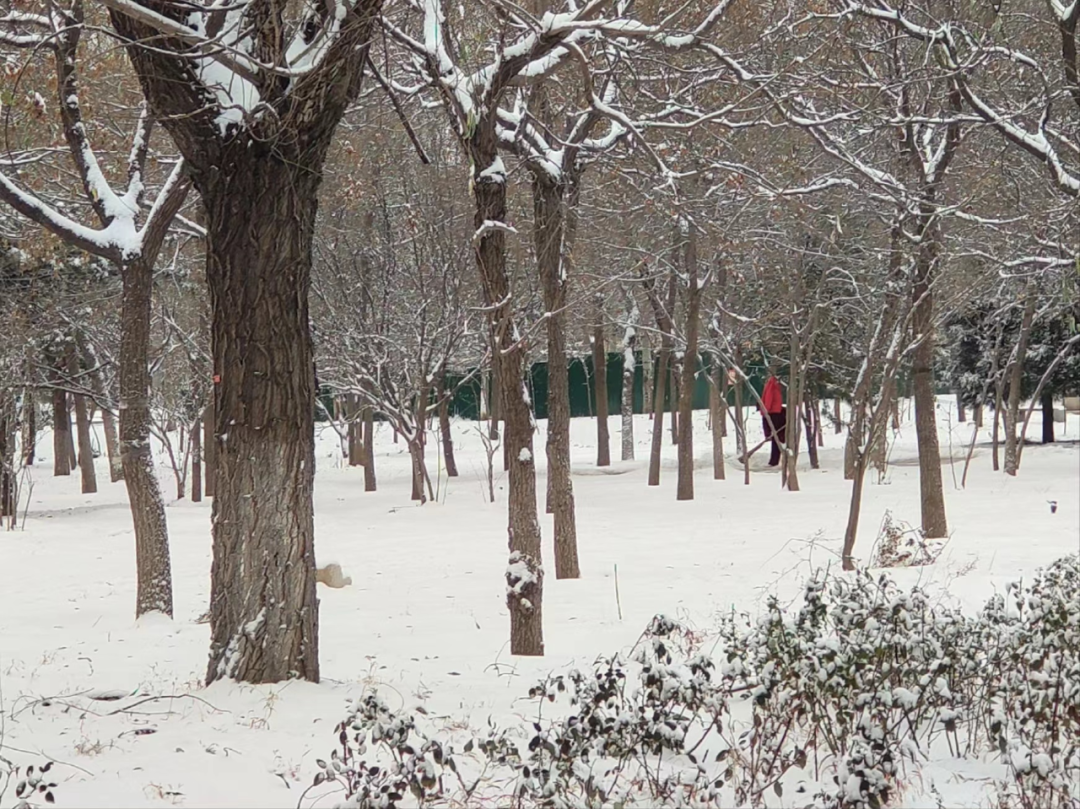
(0, 9, 188, 617)
(620, 287, 639, 461)
(676, 220, 704, 501)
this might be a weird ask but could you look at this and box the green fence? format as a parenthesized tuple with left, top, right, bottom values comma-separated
(444, 351, 767, 422)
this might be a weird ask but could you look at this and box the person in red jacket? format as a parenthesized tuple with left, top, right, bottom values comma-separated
(760, 372, 786, 467)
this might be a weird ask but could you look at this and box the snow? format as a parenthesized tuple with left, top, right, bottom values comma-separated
(518, 447, 532, 463)
(0, 397, 1077, 807)
(477, 156, 506, 183)
(197, 57, 261, 136)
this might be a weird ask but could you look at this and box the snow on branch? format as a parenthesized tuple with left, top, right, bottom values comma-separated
(838, 0, 1079, 197)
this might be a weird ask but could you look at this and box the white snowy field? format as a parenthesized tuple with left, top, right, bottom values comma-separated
(0, 398, 1077, 808)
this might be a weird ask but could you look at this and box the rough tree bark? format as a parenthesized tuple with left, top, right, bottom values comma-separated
(533, 173, 579, 579)
(734, 347, 749, 486)
(676, 223, 702, 501)
(992, 380, 1004, 471)
(803, 393, 820, 470)
(0, 398, 15, 519)
(488, 362, 502, 442)
(1004, 290, 1037, 476)
(51, 383, 72, 477)
(1041, 392, 1055, 444)
(106, 0, 380, 681)
(710, 364, 725, 480)
(203, 398, 216, 497)
(642, 339, 653, 419)
(437, 368, 458, 477)
(347, 394, 364, 466)
(121, 258, 174, 616)
(900, 77, 961, 537)
(841, 244, 907, 571)
(79, 337, 123, 482)
(201, 160, 321, 682)
(409, 386, 430, 502)
(65, 401, 77, 471)
(22, 392, 35, 466)
(620, 289, 638, 462)
(363, 405, 377, 491)
(66, 343, 98, 494)
(593, 299, 611, 468)
(643, 269, 676, 487)
(910, 221, 948, 537)
(192, 408, 202, 503)
(472, 124, 544, 655)
(669, 363, 680, 445)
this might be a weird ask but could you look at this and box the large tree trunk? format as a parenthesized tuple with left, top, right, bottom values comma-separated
(202, 162, 320, 684)
(592, 305, 611, 468)
(804, 393, 820, 470)
(51, 383, 72, 477)
(719, 366, 728, 438)
(910, 228, 948, 538)
(669, 364, 679, 445)
(473, 130, 544, 655)
(620, 293, 637, 462)
(66, 343, 98, 494)
(0, 397, 15, 520)
(841, 450, 869, 571)
(347, 394, 364, 466)
(120, 259, 173, 617)
(64, 397, 77, 471)
(79, 338, 123, 482)
(1041, 392, 1055, 444)
(992, 385, 1003, 471)
(1004, 290, 1037, 476)
(733, 348, 749, 486)
(488, 362, 502, 442)
(533, 175, 578, 580)
(642, 339, 653, 419)
(644, 270, 676, 486)
(648, 350, 669, 486)
(203, 397, 216, 497)
(676, 225, 702, 501)
(22, 391, 35, 466)
(409, 439, 427, 503)
(710, 364, 725, 480)
(363, 405, 377, 491)
(410, 389, 431, 503)
(99, 404, 121, 483)
(191, 410, 203, 503)
(437, 369, 458, 477)
(784, 327, 805, 493)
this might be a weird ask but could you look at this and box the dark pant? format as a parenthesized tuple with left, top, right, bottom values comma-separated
(763, 409, 787, 467)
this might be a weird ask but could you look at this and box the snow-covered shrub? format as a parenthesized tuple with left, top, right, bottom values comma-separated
(314, 692, 469, 808)
(870, 511, 945, 568)
(310, 556, 1080, 809)
(980, 556, 1080, 809)
(315, 617, 731, 808)
(714, 569, 973, 808)
(514, 615, 726, 807)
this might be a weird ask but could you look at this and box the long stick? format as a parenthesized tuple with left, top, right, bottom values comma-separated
(614, 564, 623, 622)
(739, 438, 769, 464)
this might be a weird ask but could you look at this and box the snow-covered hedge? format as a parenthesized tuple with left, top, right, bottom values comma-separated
(308, 555, 1080, 809)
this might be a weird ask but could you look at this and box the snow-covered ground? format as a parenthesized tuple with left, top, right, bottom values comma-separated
(1, 398, 1077, 807)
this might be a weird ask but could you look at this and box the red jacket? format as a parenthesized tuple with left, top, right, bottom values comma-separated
(761, 376, 784, 414)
